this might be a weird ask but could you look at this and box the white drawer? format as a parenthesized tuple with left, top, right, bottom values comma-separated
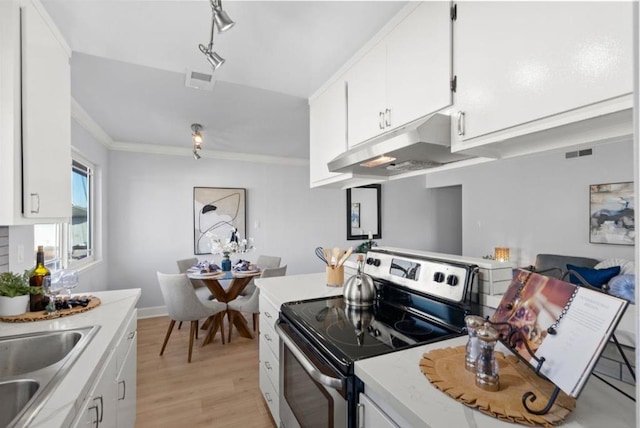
(259, 294, 279, 326)
(259, 361, 280, 425)
(260, 317, 279, 358)
(259, 334, 279, 394)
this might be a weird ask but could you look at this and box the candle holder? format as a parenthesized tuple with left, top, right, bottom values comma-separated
(494, 247, 510, 262)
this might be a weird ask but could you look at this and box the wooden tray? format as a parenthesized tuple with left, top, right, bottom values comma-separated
(419, 345, 575, 427)
(0, 296, 101, 322)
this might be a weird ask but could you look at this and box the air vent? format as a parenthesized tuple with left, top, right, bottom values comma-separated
(565, 148, 593, 159)
(385, 160, 442, 172)
(185, 69, 215, 91)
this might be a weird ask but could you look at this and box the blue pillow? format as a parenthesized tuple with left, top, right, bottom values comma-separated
(608, 274, 635, 303)
(566, 264, 620, 288)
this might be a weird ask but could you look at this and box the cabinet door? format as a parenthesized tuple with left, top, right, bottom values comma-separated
(309, 79, 348, 185)
(454, 1, 632, 144)
(358, 393, 399, 428)
(73, 350, 118, 428)
(116, 334, 137, 428)
(347, 42, 387, 147)
(386, 2, 452, 129)
(21, 2, 71, 219)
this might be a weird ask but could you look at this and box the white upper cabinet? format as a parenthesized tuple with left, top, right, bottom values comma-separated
(309, 79, 348, 187)
(347, 2, 453, 148)
(0, 0, 71, 224)
(451, 1, 633, 157)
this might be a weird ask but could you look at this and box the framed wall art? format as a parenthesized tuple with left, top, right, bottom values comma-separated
(193, 187, 246, 254)
(589, 182, 634, 245)
(351, 203, 361, 228)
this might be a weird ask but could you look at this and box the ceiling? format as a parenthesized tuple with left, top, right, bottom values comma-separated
(41, 1, 407, 159)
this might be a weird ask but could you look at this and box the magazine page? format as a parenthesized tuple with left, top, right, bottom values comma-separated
(491, 270, 628, 398)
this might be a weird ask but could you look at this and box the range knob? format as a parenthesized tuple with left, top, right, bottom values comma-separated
(373, 258, 381, 267)
(446, 274, 459, 286)
(433, 272, 445, 283)
(366, 258, 375, 265)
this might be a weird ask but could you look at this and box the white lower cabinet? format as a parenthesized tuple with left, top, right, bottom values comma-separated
(71, 309, 137, 428)
(73, 349, 118, 428)
(358, 393, 399, 428)
(259, 293, 280, 426)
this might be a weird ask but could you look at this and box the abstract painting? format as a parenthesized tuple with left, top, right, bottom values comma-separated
(194, 187, 246, 254)
(351, 203, 360, 228)
(589, 182, 634, 245)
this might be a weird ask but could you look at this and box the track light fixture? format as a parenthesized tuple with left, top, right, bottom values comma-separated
(191, 123, 203, 160)
(198, 0, 235, 72)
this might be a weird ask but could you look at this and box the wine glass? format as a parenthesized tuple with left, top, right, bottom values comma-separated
(43, 276, 63, 314)
(59, 269, 79, 298)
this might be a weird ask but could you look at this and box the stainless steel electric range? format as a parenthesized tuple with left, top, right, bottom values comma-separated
(276, 247, 481, 428)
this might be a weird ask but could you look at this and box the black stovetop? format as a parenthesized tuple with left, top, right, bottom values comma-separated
(280, 295, 463, 371)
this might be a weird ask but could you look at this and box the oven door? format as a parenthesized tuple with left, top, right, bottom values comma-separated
(276, 321, 347, 428)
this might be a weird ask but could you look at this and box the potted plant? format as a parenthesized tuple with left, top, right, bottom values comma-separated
(0, 271, 41, 316)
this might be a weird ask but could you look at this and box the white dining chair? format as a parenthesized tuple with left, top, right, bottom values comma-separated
(240, 255, 282, 297)
(157, 272, 227, 363)
(227, 265, 287, 342)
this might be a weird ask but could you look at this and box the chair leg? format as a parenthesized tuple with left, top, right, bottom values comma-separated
(220, 312, 226, 345)
(188, 320, 197, 363)
(253, 313, 259, 332)
(178, 321, 182, 330)
(160, 319, 176, 356)
(195, 319, 199, 340)
(227, 311, 235, 343)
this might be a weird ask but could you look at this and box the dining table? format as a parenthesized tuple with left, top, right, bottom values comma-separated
(187, 269, 262, 339)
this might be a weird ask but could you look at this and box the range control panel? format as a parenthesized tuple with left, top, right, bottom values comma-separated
(363, 248, 477, 303)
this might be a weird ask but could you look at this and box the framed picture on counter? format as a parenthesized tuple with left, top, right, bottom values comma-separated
(193, 187, 246, 255)
(589, 181, 634, 245)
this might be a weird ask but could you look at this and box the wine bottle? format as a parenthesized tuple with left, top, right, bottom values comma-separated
(29, 245, 50, 312)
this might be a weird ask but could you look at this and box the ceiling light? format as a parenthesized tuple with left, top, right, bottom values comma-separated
(199, 0, 235, 72)
(191, 123, 203, 160)
(361, 155, 397, 168)
(211, 1, 235, 33)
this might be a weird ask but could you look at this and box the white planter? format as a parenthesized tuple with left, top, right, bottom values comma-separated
(0, 295, 29, 316)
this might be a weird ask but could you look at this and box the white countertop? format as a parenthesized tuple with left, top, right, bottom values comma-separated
(0, 289, 141, 427)
(255, 272, 343, 307)
(355, 336, 636, 428)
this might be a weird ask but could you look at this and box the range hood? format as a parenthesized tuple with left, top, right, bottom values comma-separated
(327, 113, 472, 177)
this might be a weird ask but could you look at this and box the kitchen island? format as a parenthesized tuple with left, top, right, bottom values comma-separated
(0, 288, 141, 427)
(355, 336, 635, 428)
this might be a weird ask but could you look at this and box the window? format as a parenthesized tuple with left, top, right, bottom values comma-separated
(34, 155, 95, 270)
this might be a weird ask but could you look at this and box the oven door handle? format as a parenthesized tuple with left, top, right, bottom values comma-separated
(275, 323, 345, 390)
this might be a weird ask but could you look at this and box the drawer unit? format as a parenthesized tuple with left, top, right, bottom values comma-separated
(259, 361, 279, 425)
(259, 334, 279, 394)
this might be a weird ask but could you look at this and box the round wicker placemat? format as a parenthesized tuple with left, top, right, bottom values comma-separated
(0, 296, 101, 322)
(419, 346, 575, 427)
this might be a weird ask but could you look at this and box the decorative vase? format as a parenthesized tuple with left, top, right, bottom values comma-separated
(0, 295, 29, 316)
(221, 252, 232, 272)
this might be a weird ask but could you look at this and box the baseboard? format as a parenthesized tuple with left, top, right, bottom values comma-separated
(137, 305, 167, 319)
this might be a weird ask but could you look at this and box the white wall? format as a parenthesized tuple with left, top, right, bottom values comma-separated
(106, 151, 435, 309)
(426, 140, 635, 266)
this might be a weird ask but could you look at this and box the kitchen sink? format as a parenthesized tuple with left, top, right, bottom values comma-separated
(0, 380, 40, 428)
(0, 330, 83, 377)
(0, 326, 99, 428)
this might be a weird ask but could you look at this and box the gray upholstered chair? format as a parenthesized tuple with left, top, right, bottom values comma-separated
(157, 272, 227, 363)
(240, 255, 282, 296)
(529, 254, 599, 279)
(176, 257, 212, 301)
(227, 265, 287, 341)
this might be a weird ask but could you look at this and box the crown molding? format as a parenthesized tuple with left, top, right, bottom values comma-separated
(71, 97, 309, 167)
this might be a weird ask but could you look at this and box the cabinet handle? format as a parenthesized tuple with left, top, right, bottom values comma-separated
(118, 379, 126, 400)
(264, 334, 272, 342)
(457, 111, 466, 136)
(264, 311, 272, 319)
(379, 112, 384, 129)
(93, 396, 104, 423)
(88, 405, 100, 428)
(30, 193, 40, 214)
(264, 392, 273, 403)
(264, 361, 272, 370)
(357, 403, 364, 428)
(385, 108, 391, 127)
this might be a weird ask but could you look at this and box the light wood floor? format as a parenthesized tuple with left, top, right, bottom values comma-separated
(136, 315, 276, 428)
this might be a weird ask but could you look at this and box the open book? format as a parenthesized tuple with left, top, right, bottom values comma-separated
(491, 269, 628, 398)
